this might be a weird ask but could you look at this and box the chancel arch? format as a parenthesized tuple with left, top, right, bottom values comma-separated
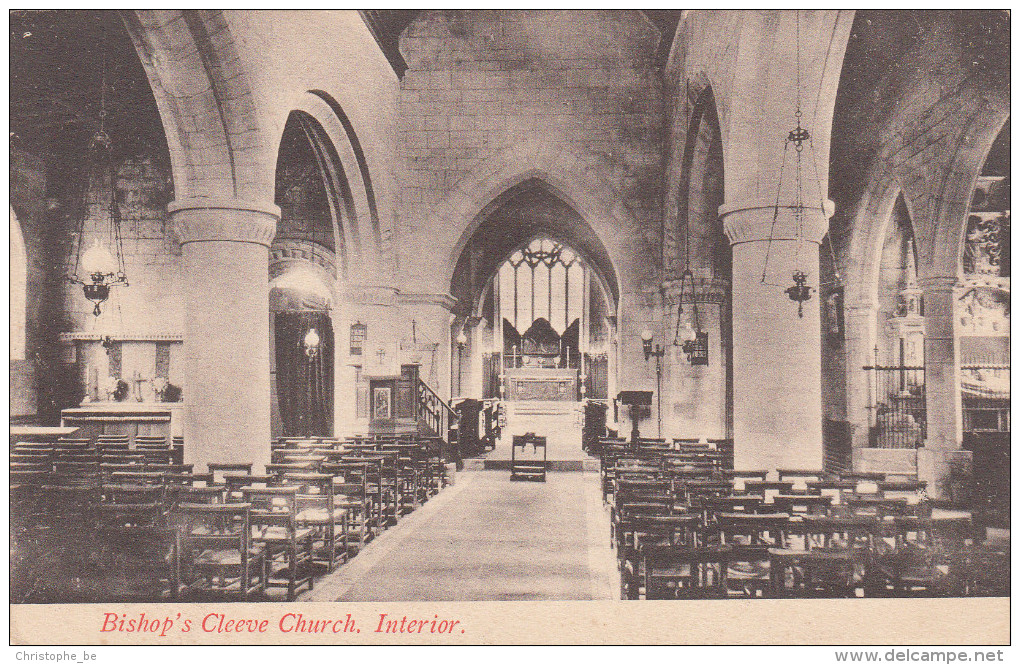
(450, 179, 619, 428)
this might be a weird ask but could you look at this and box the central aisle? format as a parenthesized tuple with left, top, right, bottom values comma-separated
(303, 470, 618, 602)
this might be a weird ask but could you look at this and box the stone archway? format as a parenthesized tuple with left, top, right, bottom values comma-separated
(449, 177, 623, 459)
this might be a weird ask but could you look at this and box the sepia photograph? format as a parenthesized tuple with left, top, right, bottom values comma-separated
(8, 8, 1010, 647)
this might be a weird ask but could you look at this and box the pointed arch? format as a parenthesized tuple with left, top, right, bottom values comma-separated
(433, 142, 641, 307)
(448, 177, 620, 316)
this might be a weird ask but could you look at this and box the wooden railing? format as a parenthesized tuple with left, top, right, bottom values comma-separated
(415, 377, 458, 446)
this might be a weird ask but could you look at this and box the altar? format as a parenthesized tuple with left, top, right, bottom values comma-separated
(505, 368, 578, 402)
(60, 402, 183, 444)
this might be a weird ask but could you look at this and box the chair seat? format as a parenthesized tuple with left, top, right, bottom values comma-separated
(296, 508, 348, 524)
(194, 547, 263, 566)
(727, 561, 770, 579)
(254, 526, 314, 543)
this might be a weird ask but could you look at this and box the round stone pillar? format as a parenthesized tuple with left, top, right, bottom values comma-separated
(721, 199, 830, 471)
(169, 198, 279, 472)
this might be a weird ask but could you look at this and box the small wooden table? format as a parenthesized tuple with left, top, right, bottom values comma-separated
(511, 434, 547, 482)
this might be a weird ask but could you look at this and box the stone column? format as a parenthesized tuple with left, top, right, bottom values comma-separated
(660, 277, 729, 440)
(918, 276, 965, 497)
(721, 199, 830, 471)
(843, 300, 878, 452)
(169, 198, 278, 472)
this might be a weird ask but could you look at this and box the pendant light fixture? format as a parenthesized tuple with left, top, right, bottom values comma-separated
(759, 11, 840, 318)
(67, 28, 128, 317)
(302, 327, 321, 360)
(672, 78, 710, 365)
(293, 120, 330, 363)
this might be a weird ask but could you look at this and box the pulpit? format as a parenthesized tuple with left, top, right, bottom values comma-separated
(368, 364, 419, 435)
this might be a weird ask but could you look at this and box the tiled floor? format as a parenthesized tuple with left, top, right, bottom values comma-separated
(303, 470, 618, 602)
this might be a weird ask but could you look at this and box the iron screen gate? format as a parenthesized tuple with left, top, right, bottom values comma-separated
(864, 364, 926, 448)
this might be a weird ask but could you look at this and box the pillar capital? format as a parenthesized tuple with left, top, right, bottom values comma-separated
(719, 198, 834, 246)
(169, 197, 280, 247)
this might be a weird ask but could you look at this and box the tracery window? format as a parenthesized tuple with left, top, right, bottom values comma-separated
(498, 238, 584, 335)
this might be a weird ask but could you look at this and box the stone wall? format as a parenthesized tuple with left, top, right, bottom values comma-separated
(397, 9, 664, 291)
(61, 154, 182, 336)
(394, 9, 666, 420)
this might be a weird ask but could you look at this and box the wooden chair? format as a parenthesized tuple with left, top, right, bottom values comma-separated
(676, 480, 732, 505)
(872, 515, 974, 596)
(241, 486, 315, 600)
(225, 473, 273, 502)
(97, 435, 131, 443)
(323, 462, 372, 552)
(52, 460, 101, 487)
(134, 435, 170, 445)
(777, 469, 828, 484)
(699, 496, 764, 526)
(368, 451, 403, 523)
(771, 494, 834, 516)
(341, 456, 387, 529)
(176, 502, 266, 600)
(642, 545, 732, 599)
(619, 513, 701, 599)
(97, 442, 131, 456)
(280, 472, 349, 572)
(88, 502, 178, 601)
(100, 481, 165, 507)
(265, 461, 318, 479)
(739, 480, 795, 497)
(717, 512, 789, 597)
(722, 469, 769, 483)
(175, 484, 225, 505)
(135, 445, 174, 467)
(109, 470, 168, 486)
(10, 460, 50, 473)
(771, 516, 877, 598)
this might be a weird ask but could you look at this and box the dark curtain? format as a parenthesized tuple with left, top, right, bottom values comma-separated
(275, 311, 333, 437)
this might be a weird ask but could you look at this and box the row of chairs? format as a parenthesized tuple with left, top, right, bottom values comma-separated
(10, 434, 450, 603)
(600, 440, 986, 600)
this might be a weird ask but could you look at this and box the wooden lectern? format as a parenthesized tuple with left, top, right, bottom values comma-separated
(616, 390, 653, 442)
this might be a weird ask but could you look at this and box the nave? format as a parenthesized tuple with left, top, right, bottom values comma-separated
(305, 470, 617, 602)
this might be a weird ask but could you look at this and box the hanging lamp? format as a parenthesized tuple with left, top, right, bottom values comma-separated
(66, 31, 128, 317)
(672, 78, 710, 365)
(759, 11, 840, 318)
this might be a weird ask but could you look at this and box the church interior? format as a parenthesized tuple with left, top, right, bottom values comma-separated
(9, 10, 1010, 602)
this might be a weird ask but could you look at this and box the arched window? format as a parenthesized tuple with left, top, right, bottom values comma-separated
(10, 207, 27, 361)
(498, 238, 584, 336)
